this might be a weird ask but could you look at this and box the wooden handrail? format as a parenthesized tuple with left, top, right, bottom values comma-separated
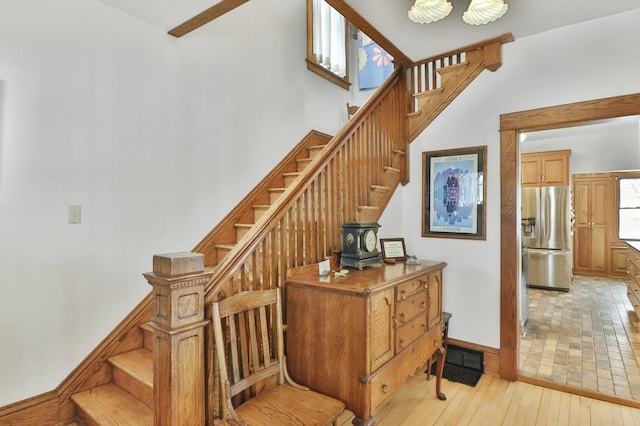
(410, 33, 514, 68)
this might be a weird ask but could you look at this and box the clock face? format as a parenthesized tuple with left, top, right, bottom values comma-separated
(363, 229, 377, 252)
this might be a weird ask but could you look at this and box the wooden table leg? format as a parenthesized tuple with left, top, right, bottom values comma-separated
(435, 346, 447, 401)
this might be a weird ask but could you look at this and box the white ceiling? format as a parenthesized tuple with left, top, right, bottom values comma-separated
(98, 0, 640, 60)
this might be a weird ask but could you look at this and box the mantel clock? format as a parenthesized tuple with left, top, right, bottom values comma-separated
(340, 222, 382, 270)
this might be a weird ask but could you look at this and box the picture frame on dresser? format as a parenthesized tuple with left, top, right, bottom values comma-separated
(422, 146, 487, 240)
(380, 238, 407, 261)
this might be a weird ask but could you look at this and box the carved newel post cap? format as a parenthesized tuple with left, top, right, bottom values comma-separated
(144, 252, 210, 330)
(152, 252, 204, 277)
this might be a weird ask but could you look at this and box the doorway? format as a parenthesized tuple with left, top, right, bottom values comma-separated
(498, 93, 640, 403)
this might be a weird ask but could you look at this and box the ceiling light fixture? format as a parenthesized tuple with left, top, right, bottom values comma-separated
(463, 0, 508, 25)
(408, 0, 508, 25)
(408, 0, 453, 24)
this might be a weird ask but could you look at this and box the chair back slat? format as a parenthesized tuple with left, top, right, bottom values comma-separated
(258, 306, 273, 369)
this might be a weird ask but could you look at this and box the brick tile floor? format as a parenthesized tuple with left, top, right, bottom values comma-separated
(519, 275, 640, 401)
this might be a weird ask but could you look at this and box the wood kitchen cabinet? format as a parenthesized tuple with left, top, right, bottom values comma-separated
(627, 247, 640, 318)
(573, 174, 611, 275)
(521, 150, 571, 187)
(611, 245, 631, 277)
(285, 258, 446, 426)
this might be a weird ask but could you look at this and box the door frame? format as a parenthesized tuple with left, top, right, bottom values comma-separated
(499, 92, 640, 379)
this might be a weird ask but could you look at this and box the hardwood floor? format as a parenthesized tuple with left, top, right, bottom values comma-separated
(338, 371, 640, 425)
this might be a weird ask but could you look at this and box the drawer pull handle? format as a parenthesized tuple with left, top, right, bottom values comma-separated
(422, 324, 427, 332)
(382, 383, 388, 394)
(421, 301, 426, 309)
(400, 313, 406, 324)
(401, 290, 407, 300)
(400, 338, 405, 349)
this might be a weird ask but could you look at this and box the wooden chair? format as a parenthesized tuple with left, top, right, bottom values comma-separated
(211, 288, 345, 425)
(346, 103, 360, 119)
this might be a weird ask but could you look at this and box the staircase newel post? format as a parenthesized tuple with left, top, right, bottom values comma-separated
(144, 252, 212, 426)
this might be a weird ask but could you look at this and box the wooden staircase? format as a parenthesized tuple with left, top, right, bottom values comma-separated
(0, 34, 513, 426)
(70, 325, 154, 425)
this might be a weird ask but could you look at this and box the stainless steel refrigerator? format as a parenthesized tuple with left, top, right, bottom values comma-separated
(521, 186, 572, 291)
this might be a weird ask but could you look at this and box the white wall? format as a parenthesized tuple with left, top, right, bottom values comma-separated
(379, 9, 640, 348)
(0, 0, 371, 406)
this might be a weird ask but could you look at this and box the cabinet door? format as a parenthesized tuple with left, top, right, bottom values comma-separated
(611, 247, 630, 276)
(521, 157, 541, 186)
(427, 270, 442, 330)
(573, 178, 609, 274)
(541, 155, 569, 186)
(370, 288, 395, 372)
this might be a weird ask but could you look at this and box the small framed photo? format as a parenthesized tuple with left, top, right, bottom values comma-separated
(422, 145, 487, 240)
(380, 238, 407, 261)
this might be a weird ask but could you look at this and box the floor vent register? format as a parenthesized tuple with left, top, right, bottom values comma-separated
(430, 344, 484, 387)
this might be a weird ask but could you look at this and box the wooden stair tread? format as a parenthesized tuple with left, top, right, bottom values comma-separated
(234, 223, 254, 229)
(307, 144, 326, 158)
(436, 59, 470, 74)
(109, 348, 153, 387)
(371, 185, 390, 192)
(215, 243, 236, 249)
(384, 166, 401, 174)
(412, 87, 444, 101)
(72, 383, 152, 426)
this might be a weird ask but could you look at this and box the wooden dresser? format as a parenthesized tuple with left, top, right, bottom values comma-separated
(285, 258, 447, 426)
(627, 247, 640, 317)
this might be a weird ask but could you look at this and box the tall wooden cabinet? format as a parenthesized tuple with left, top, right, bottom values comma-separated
(572, 173, 611, 275)
(521, 149, 571, 187)
(285, 259, 446, 426)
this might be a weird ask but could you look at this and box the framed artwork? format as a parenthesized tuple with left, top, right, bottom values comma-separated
(422, 146, 487, 239)
(380, 238, 407, 261)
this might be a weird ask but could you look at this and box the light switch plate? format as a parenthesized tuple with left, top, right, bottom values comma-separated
(68, 205, 81, 224)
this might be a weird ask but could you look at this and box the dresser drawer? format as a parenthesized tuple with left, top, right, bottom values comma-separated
(396, 312, 427, 352)
(395, 289, 427, 326)
(371, 326, 441, 409)
(396, 276, 427, 302)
